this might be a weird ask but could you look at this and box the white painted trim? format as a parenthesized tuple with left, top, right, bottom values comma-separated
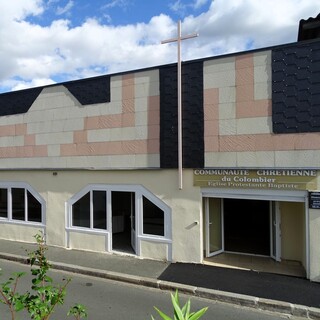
(205, 197, 209, 256)
(66, 184, 172, 260)
(65, 227, 109, 235)
(221, 199, 225, 252)
(0, 182, 46, 227)
(139, 235, 172, 243)
(0, 219, 45, 227)
(269, 202, 274, 259)
(24, 189, 28, 222)
(205, 197, 224, 257)
(274, 201, 281, 262)
(136, 190, 142, 256)
(305, 194, 310, 279)
(8, 187, 12, 221)
(202, 188, 309, 277)
(106, 189, 112, 251)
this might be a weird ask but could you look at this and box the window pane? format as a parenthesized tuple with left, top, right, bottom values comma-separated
(73, 192, 90, 228)
(12, 188, 25, 221)
(0, 189, 7, 218)
(27, 191, 42, 223)
(93, 191, 106, 230)
(143, 196, 164, 236)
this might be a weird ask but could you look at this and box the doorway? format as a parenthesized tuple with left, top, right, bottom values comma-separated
(111, 191, 135, 254)
(204, 197, 280, 259)
(224, 199, 270, 255)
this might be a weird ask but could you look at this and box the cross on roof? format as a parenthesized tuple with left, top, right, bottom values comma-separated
(161, 20, 198, 190)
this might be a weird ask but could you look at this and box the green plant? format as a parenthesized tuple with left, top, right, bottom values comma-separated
(151, 290, 208, 320)
(0, 272, 26, 320)
(67, 304, 88, 319)
(0, 232, 87, 320)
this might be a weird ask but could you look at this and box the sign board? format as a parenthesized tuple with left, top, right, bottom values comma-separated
(309, 192, 320, 209)
(194, 169, 318, 191)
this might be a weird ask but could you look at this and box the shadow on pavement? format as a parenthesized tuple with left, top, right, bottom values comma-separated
(158, 263, 320, 308)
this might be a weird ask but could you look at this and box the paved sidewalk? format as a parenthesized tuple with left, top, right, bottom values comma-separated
(0, 238, 320, 319)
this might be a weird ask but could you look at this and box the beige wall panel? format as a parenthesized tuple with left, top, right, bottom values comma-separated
(135, 81, 159, 98)
(204, 57, 235, 75)
(236, 151, 275, 167)
(0, 114, 24, 126)
(280, 202, 304, 262)
(68, 232, 107, 252)
(275, 150, 320, 168)
(204, 70, 235, 88)
(206, 150, 320, 169)
(253, 51, 271, 67)
(140, 240, 168, 260)
(236, 117, 272, 134)
(0, 223, 42, 243)
(310, 208, 320, 281)
(0, 169, 202, 263)
(205, 152, 237, 167)
(219, 102, 236, 120)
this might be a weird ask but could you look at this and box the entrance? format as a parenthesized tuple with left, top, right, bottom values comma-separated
(111, 191, 136, 254)
(224, 199, 270, 255)
(204, 197, 281, 259)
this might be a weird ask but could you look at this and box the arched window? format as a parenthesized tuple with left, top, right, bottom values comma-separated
(67, 185, 170, 239)
(142, 196, 164, 236)
(0, 183, 45, 224)
(72, 190, 107, 230)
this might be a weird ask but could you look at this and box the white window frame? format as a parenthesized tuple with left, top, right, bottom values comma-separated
(69, 188, 108, 231)
(139, 190, 171, 240)
(0, 182, 45, 226)
(66, 184, 172, 254)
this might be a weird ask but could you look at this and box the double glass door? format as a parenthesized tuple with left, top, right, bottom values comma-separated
(204, 197, 281, 260)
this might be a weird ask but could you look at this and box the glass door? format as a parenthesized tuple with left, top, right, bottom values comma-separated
(270, 201, 281, 261)
(205, 197, 223, 257)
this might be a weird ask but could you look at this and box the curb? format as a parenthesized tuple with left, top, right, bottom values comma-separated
(1, 253, 320, 319)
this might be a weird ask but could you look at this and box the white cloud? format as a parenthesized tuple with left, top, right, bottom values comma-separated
(0, 0, 318, 92)
(11, 78, 56, 91)
(56, 0, 74, 15)
(0, 0, 44, 23)
(102, 0, 129, 10)
(170, 0, 184, 13)
(170, 0, 209, 14)
(183, 0, 319, 54)
(193, 0, 209, 9)
(48, 0, 59, 5)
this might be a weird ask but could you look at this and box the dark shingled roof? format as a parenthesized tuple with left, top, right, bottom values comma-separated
(298, 13, 320, 41)
(0, 75, 111, 116)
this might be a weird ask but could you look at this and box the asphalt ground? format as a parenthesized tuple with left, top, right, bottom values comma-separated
(158, 262, 320, 308)
(1, 238, 320, 318)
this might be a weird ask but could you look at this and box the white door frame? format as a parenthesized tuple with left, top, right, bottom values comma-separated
(202, 188, 309, 277)
(110, 190, 137, 255)
(130, 192, 136, 252)
(205, 197, 224, 257)
(270, 201, 281, 262)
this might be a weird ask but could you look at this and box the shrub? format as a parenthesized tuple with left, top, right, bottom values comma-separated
(0, 232, 87, 320)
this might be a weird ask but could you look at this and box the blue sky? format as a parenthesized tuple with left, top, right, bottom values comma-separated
(0, 0, 319, 93)
(25, 1, 212, 26)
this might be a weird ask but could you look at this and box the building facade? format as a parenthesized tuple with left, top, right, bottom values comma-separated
(0, 27, 320, 280)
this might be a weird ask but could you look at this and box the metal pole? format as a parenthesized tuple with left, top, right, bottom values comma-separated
(177, 20, 183, 190)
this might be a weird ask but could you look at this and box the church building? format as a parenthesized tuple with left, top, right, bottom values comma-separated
(0, 14, 320, 281)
